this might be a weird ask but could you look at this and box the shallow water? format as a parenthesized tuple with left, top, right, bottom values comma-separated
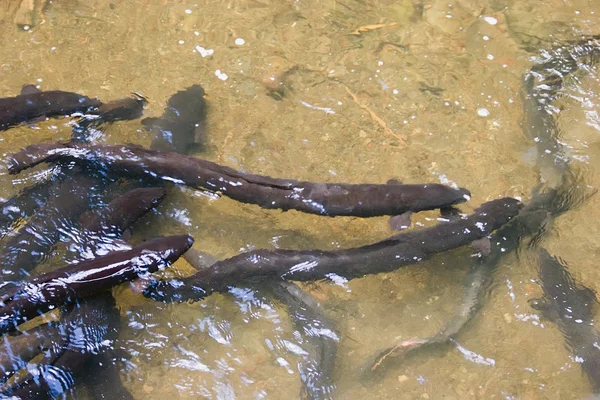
(1, 0, 600, 399)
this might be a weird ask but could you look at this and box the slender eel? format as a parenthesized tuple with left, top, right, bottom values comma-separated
(0, 234, 193, 335)
(0, 90, 101, 131)
(529, 248, 600, 392)
(0, 87, 146, 131)
(270, 282, 338, 400)
(6, 142, 471, 217)
(145, 197, 520, 302)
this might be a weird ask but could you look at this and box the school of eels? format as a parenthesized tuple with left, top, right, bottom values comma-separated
(0, 35, 598, 399)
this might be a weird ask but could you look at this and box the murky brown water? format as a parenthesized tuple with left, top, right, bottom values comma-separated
(1, 0, 600, 399)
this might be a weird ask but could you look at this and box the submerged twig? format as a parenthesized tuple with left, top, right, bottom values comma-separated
(343, 85, 406, 144)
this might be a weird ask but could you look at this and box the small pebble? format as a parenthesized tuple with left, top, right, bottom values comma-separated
(235, 38, 246, 46)
(143, 384, 154, 393)
(484, 16, 498, 25)
(215, 69, 228, 81)
(477, 108, 490, 117)
(195, 45, 214, 57)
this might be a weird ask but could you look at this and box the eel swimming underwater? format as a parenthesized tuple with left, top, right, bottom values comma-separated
(145, 197, 521, 302)
(0, 234, 193, 335)
(0, 171, 97, 281)
(2, 295, 131, 400)
(6, 142, 472, 218)
(0, 178, 54, 237)
(0, 85, 147, 132)
(0, 189, 166, 399)
(270, 281, 338, 400)
(529, 248, 600, 393)
(183, 248, 339, 400)
(182, 249, 338, 400)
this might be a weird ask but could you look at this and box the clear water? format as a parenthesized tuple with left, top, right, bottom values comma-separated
(1, 0, 600, 399)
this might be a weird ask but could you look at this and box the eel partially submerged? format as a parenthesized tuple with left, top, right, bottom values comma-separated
(145, 197, 521, 302)
(0, 85, 146, 132)
(529, 248, 600, 392)
(270, 281, 338, 400)
(0, 87, 101, 131)
(521, 36, 600, 188)
(0, 234, 193, 335)
(6, 142, 472, 218)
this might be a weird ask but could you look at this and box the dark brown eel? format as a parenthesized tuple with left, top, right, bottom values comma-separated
(146, 197, 521, 302)
(0, 88, 146, 131)
(6, 142, 471, 218)
(0, 234, 193, 335)
(529, 248, 600, 392)
(0, 90, 101, 131)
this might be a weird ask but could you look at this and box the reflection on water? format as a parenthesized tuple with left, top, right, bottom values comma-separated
(1, 0, 600, 399)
